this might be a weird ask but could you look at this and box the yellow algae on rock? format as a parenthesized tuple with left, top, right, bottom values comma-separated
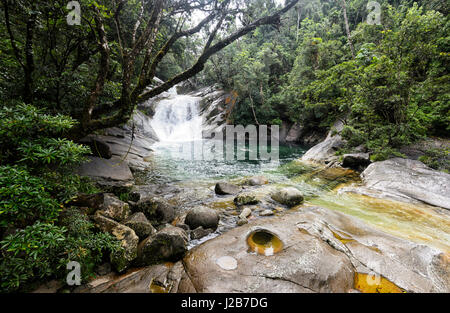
(149, 279, 169, 293)
(354, 273, 403, 293)
(247, 230, 283, 256)
(208, 199, 236, 211)
(331, 230, 355, 244)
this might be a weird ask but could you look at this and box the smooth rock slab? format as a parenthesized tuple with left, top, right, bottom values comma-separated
(183, 210, 354, 293)
(76, 156, 134, 182)
(182, 207, 449, 293)
(302, 135, 344, 164)
(354, 158, 450, 210)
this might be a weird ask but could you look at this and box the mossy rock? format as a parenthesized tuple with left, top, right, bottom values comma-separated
(234, 192, 259, 206)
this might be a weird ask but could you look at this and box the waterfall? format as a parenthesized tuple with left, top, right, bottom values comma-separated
(150, 87, 203, 142)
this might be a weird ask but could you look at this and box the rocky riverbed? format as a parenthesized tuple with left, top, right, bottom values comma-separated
(35, 86, 450, 294)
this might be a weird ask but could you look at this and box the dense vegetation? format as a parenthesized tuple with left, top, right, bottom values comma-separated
(0, 0, 302, 292)
(0, 0, 448, 292)
(201, 0, 449, 163)
(0, 103, 121, 292)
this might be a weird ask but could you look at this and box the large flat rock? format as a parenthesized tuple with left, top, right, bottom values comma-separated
(77, 156, 134, 182)
(181, 207, 449, 293)
(342, 158, 450, 210)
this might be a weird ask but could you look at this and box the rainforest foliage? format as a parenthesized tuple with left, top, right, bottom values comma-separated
(0, 0, 303, 292)
(0, 103, 121, 292)
(201, 0, 449, 161)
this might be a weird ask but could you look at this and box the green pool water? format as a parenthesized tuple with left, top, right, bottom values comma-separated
(144, 139, 450, 252)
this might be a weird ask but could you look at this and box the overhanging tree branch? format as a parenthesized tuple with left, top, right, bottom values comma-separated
(76, 0, 300, 138)
(131, 0, 228, 102)
(139, 0, 300, 102)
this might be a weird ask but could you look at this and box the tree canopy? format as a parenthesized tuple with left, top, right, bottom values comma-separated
(0, 0, 300, 137)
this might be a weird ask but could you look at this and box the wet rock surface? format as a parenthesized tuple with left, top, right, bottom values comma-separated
(136, 225, 188, 266)
(110, 224, 139, 273)
(234, 192, 259, 206)
(134, 196, 176, 225)
(271, 187, 304, 207)
(215, 182, 241, 195)
(190, 227, 214, 240)
(342, 153, 371, 171)
(182, 207, 449, 293)
(185, 207, 220, 231)
(124, 212, 156, 239)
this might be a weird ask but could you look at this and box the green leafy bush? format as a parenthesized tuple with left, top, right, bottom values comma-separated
(419, 148, 450, 172)
(0, 222, 66, 292)
(0, 103, 90, 166)
(0, 215, 121, 293)
(0, 166, 61, 228)
(0, 103, 120, 292)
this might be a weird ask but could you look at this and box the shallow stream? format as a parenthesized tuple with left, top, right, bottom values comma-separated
(142, 89, 450, 253)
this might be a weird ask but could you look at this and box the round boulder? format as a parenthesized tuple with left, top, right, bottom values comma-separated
(185, 207, 220, 230)
(135, 196, 175, 225)
(136, 225, 188, 266)
(239, 207, 252, 219)
(215, 182, 241, 195)
(246, 176, 269, 186)
(271, 187, 304, 207)
(234, 192, 259, 206)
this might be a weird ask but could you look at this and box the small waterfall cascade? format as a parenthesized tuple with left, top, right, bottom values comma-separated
(150, 87, 203, 142)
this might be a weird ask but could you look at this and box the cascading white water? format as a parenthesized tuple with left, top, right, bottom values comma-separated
(150, 87, 203, 142)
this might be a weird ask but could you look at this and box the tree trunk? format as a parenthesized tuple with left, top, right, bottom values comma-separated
(340, 0, 355, 59)
(23, 12, 37, 104)
(73, 0, 300, 140)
